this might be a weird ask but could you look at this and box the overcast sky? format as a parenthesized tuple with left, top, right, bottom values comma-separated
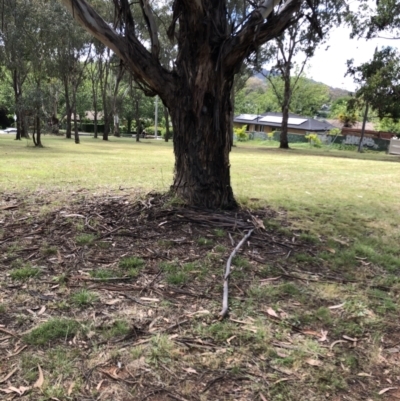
(304, 26, 400, 92)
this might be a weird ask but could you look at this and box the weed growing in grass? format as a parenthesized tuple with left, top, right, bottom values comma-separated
(148, 334, 177, 365)
(0, 304, 6, 313)
(294, 252, 315, 263)
(197, 321, 237, 342)
(96, 241, 111, 249)
(367, 288, 398, 314)
(163, 195, 185, 208)
(75, 233, 95, 245)
(214, 228, 225, 237)
(313, 366, 348, 392)
(21, 354, 42, 382)
(48, 348, 81, 377)
(10, 266, 40, 280)
(41, 244, 58, 256)
(159, 260, 197, 285)
(233, 255, 250, 269)
(214, 244, 226, 253)
(299, 232, 319, 244)
(6, 244, 21, 255)
(23, 318, 80, 345)
(71, 289, 98, 307)
(315, 307, 332, 325)
(167, 271, 187, 285)
(258, 264, 282, 278)
(55, 300, 70, 310)
(277, 227, 292, 236)
(157, 239, 174, 248)
(42, 386, 68, 400)
(119, 256, 145, 278)
(131, 345, 146, 359)
(90, 269, 114, 280)
(230, 255, 251, 279)
(264, 219, 280, 230)
(197, 237, 213, 246)
(119, 256, 145, 269)
(53, 273, 68, 284)
(102, 320, 130, 340)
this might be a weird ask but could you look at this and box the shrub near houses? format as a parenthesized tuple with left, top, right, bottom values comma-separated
(234, 125, 249, 142)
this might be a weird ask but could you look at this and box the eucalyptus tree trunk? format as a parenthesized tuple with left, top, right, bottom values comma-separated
(358, 103, 369, 153)
(280, 74, 291, 149)
(33, 115, 43, 147)
(72, 89, 80, 144)
(168, 73, 236, 208)
(64, 77, 72, 139)
(12, 70, 28, 140)
(164, 107, 170, 142)
(134, 99, 140, 142)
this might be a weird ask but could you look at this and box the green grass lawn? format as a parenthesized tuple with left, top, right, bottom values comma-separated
(2, 133, 400, 261)
(2, 134, 400, 237)
(2, 134, 400, 400)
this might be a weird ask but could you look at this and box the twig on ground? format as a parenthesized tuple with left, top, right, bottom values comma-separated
(220, 229, 254, 319)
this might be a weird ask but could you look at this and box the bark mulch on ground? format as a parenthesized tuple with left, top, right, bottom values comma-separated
(0, 190, 399, 400)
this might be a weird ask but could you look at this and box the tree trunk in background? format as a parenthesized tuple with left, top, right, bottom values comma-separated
(93, 112, 98, 138)
(15, 111, 22, 140)
(358, 103, 369, 153)
(72, 88, 80, 144)
(64, 78, 72, 139)
(73, 108, 80, 144)
(113, 115, 120, 137)
(280, 105, 290, 149)
(280, 75, 291, 149)
(12, 70, 28, 140)
(103, 112, 110, 141)
(35, 114, 43, 147)
(164, 107, 170, 142)
(135, 99, 140, 142)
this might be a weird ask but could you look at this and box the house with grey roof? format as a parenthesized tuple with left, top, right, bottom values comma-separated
(234, 112, 335, 136)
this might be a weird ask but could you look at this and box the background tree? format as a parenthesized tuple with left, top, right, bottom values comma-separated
(329, 96, 359, 127)
(347, 47, 400, 151)
(348, 0, 400, 40)
(265, 0, 336, 149)
(0, 0, 34, 140)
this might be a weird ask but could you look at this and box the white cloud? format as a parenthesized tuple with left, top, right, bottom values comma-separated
(304, 26, 400, 91)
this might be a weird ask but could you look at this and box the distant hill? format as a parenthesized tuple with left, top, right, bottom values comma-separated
(327, 86, 351, 101)
(252, 70, 350, 102)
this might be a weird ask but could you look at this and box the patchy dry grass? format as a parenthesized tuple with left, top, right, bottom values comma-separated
(1, 136, 400, 400)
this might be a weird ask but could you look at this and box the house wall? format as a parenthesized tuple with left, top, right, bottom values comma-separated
(239, 122, 321, 135)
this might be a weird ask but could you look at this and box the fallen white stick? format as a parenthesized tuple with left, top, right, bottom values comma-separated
(220, 229, 254, 318)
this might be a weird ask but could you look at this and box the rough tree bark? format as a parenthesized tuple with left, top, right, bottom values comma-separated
(12, 69, 28, 140)
(60, 0, 301, 208)
(280, 73, 291, 149)
(134, 98, 141, 143)
(64, 77, 72, 139)
(72, 88, 80, 144)
(164, 107, 170, 142)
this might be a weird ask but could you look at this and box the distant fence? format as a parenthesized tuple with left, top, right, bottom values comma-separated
(243, 130, 390, 152)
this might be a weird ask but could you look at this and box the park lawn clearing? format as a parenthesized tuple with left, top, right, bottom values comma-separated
(1, 136, 400, 400)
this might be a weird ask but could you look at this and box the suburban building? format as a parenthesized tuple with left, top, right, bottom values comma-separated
(234, 112, 335, 135)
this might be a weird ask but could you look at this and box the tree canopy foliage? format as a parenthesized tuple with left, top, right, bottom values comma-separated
(347, 47, 400, 120)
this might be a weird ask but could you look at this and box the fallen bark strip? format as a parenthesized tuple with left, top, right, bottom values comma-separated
(220, 229, 254, 319)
